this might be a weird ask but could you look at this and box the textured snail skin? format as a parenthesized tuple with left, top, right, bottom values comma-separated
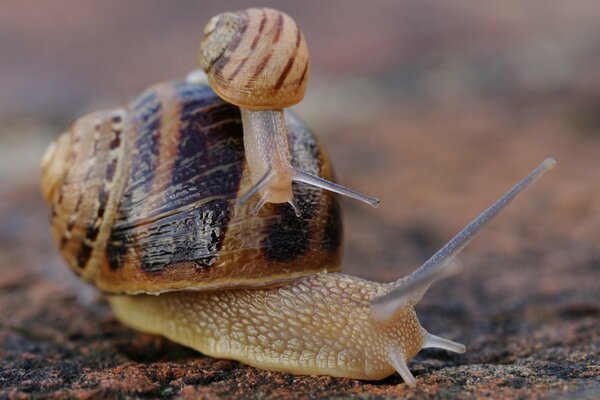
(109, 273, 425, 380)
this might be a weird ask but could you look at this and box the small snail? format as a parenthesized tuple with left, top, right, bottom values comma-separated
(198, 7, 380, 215)
(40, 8, 556, 385)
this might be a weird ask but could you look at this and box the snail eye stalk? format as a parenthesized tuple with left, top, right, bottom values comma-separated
(372, 158, 557, 321)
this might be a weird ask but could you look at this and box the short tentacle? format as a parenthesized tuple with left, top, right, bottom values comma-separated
(240, 165, 380, 215)
(251, 192, 271, 215)
(388, 347, 416, 387)
(238, 169, 275, 207)
(287, 197, 301, 217)
(422, 332, 466, 353)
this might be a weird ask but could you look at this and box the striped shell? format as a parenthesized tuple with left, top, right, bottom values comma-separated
(41, 79, 341, 294)
(199, 7, 309, 110)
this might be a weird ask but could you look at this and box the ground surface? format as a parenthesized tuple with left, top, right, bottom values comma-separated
(1, 1, 599, 399)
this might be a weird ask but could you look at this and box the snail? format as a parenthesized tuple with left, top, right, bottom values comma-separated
(198, 7, 380, 215)
(39, 8, 557, 384)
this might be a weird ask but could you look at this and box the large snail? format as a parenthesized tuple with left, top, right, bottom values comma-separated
(198, 7, 380, 215)
(41, 7, 555, 385)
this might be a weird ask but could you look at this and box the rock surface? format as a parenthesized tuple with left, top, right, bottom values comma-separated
(1, 1, 599, 399)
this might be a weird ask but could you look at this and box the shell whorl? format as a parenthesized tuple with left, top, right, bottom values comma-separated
(199, 8, 310, 110)
(41, 107, 128, 282)
(42, 79, 341, 294)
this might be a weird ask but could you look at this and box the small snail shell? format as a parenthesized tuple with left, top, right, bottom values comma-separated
(198, 8, 380, 216)
(199, 8, 309, 110)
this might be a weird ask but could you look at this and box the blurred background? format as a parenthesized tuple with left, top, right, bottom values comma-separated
(1, 1, 598, 397)
(2, 0, 598, 280)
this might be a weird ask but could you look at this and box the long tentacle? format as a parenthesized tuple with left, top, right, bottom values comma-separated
(292, 168, 380, 207)
(371, 158, 556, 321)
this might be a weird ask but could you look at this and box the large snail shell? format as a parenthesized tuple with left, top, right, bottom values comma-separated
(41, 79, 340, 294)
(199, 8, 310, 110)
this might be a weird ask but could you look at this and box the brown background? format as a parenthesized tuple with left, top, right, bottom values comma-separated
(1, 1, 599, 398)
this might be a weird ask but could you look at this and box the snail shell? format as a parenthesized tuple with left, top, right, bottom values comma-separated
(41, 79, 341, 294)
(199, 7, 309, 110)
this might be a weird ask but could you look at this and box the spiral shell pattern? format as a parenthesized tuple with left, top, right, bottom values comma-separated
(42, 79, 340, 294)
(199, 8, 310, 110)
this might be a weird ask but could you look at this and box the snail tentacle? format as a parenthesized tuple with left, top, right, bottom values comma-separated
(251, 191, 271, 216)
(422, 332, 466, 353)
(237, 168, 275, 207)
(287, 196, 301, 217)
(292, 168, 381, 208)
(371, 158, 557, 322)
(388, 347, 416, 387)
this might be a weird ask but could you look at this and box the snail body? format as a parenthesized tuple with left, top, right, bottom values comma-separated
(109, 273, 426, 380)
(199, 8, 380, 215)
(41, 74, 555, 384)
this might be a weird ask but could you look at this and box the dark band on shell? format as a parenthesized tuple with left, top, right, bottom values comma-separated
(44, 79, 342, 294)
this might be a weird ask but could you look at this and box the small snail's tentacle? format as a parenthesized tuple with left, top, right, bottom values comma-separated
(292, 168, 381, 208)
(371, 158, 557, 321)
(422, 332, 466, 353)
(387, 347, 416, 387)
(287, 197, 301, 217)
(252, 192, 271, 216)
(238, 169, 275, 207)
